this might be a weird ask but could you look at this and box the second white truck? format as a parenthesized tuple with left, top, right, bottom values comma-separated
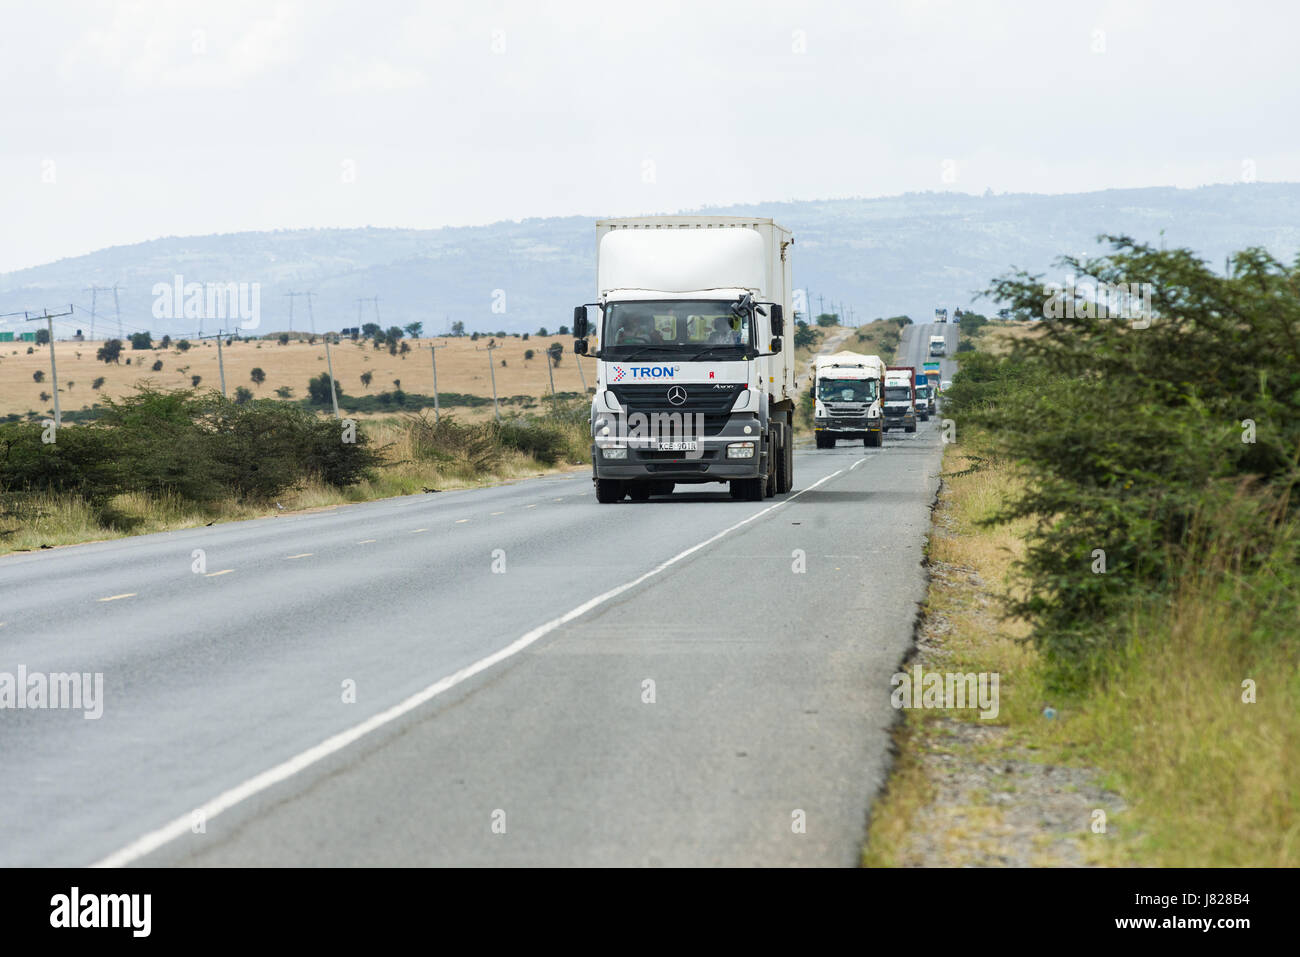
(812, 351, 884, 448)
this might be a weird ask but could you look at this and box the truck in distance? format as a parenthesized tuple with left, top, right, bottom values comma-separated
(914, 372, 936, 420)
(812, 351, 885, 448)
(572, 216, 796, 504)
(882, 365, 917, 433)
(928, 334, 947, 357)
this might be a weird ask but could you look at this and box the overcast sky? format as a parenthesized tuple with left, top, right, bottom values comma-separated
(2, 0, 1298, 273)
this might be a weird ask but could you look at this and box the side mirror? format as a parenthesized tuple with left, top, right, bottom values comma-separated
(769, 336, 783, 354)
(770, 305, 784, 337)
(573, 339, 588, 355)
(573, 306, 589, 339)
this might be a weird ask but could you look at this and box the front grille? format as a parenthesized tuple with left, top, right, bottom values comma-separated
(609, 383, 744, 416)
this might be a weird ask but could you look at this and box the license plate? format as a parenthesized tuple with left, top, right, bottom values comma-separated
(656, 441, 698, 452)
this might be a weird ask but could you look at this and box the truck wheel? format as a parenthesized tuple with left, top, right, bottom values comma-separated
(780, 423, 794, 493)
(628, 485, 651, 502)
(775, 423, 791, 494)
(905, 423, 916, 433)
(595, 479, 625, 503)
(652, 481, 674, 496)
(825, 435, 836, 448)
(814, 432, 827, 449)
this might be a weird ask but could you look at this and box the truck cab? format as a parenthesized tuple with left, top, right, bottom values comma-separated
(812, 351, 884, 448)
(882, 366, 917, 433)
(574, 218, 796, 504)
(928, 334, 947, 357)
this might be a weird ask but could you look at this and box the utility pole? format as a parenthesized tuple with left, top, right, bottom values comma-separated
(84, 284, 109, 340)
(545, 344, 557, 407)
(486, 341, 501, 422)
(817, 294, 824, 320)
(26, 305, 72, 428)
(195, 331, 230, 396)
(112, 284, 122, 339)
(575, 348, 588, 393)
(429, 341, 448, 423)
(284, 291, 302, 335)
(304, 291, 339, 420)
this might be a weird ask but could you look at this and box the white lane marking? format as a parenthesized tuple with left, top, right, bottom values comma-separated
(358, 539, 377, 544)
(284, 553, 312, 560)
(455, 519, 469, 524)
(490, 511, 504, 516)
(97, 593, 136, 602)
(410, 528, 428, 534)
(91, 465, 846, 868)
(204, 569, 234, 577)
(525, 504, 537, 509)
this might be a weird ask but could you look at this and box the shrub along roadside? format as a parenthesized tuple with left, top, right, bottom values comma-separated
(945, 236, 1300, 688)
(0, 388, 591, 553)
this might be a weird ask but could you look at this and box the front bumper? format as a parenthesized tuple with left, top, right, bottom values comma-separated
(592, 411, 766, 482)
(814, 415, 882, 435)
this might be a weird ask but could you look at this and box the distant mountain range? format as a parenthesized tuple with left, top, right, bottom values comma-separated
(3, 184, 1299, 340)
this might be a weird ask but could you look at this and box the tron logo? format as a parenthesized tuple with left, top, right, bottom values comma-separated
(611, 365, 626, 382)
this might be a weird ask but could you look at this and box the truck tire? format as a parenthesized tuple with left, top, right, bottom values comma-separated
(905, 423, 916, 434)
(824, 435, 836, 448)
(627, 484, 651, 502)
(775, 423, 791, 494)
(814, 432, 827, 449)
(652, 481, 674, 496)
(780, 423, 794, 493)
(865, 430, 882, 448)
(595, 479, 625, 503)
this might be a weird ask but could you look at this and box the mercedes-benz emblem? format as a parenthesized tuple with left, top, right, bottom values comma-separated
(667, 385, 688, 406)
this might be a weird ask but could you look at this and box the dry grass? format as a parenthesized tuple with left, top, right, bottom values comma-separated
(863, 429, 1299, 867)
(0, 335, 595, 422)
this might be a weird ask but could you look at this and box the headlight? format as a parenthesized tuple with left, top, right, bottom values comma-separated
(726, 442, 755, 459)
(603, 447, 627, 460)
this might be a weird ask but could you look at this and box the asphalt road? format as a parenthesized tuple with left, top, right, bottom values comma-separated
(1, 351, 949, 867)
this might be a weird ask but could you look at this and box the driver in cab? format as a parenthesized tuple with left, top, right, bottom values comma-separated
(614, 312, 664, 346)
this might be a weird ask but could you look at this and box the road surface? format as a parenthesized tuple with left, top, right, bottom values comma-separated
(0, 330, 955, 867)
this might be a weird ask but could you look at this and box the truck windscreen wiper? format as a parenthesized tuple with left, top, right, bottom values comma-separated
(608, 346, 677, 362)
(688, 345, 756, 362)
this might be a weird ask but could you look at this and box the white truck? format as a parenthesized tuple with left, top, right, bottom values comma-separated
(572, 216, 796, 503)
(812, 351, 884, 448)
(928, 334, 947, 357)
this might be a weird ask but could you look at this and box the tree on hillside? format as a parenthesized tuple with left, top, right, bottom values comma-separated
(815, 313, 838, 327)
(537, 326, 549, 337)
(547, 342, 563, 366)
(793, 320, 818, 349)
(192, 375, 202, 387)
(234, 386, 253, 404)
(35, 328, 50, 345)
(33, 370, 45, 382)
(450, 321, 465, 337)
(558, 324, 570, 336)
(404, 322, 423, 339)
(361, 322, 382, 340)
(307, 373, 339, 405)
(129, 331, 153, 349)
(97, 339, 123, 364)
(176, 339, 192, 352)
(360, 371, 373, 389)
(250, 367, 266, 386)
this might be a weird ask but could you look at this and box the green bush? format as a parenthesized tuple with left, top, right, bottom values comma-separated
(949, 236, 1300, 685)
(0, 387, 383, 505)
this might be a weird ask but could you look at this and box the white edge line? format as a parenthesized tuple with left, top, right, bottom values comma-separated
(91, 465, 845, 868)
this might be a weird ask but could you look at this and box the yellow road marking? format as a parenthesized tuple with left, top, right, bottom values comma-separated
(490, 511, 504, 516)
(285, 553, 313, 560)
(98, 593, 136, 602)
(205, 569, 234, 577)
(410, 528, 428, 533)
(455, 519, 469, 524)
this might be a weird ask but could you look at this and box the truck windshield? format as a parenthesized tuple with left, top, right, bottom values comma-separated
(884, 386, 911, 401)
(817, 378, 876, 402)
(603, 300, 753, 359)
